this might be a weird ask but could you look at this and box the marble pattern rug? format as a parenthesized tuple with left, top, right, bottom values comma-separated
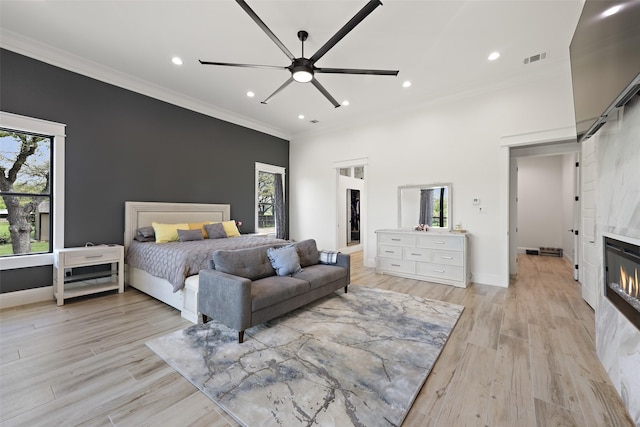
(146, 285, 463, 427)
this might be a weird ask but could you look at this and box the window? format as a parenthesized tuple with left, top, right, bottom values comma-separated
(0, 112, 65, 269)
(255, 162, 285, 235)
(0, 129, 52, 257)
(339, 166, 364, 180)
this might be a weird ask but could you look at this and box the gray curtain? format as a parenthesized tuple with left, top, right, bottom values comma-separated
(274, 173, 286, 239)
(419, 189, 433, 225)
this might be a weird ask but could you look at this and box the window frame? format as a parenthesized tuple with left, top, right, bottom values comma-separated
(0, 112, 65, 270)
(255, 162, 285, 235)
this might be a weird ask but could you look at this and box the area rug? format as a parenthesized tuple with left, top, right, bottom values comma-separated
(146, 286, 463, 427)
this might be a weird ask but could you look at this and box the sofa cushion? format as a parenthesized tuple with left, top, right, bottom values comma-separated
(267, 245, 302, 276)
(295, 239, 320, 267)
(212, 246, 276, 280)
(251, 276, 311, 311)
(293, 264, 347, 289)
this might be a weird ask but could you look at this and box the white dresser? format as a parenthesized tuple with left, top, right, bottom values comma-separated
(376, 229, 470, 288)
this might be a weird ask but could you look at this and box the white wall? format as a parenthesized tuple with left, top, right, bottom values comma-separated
(517, 156, 564, 251)
(516, 154, 575, 260)
(289, 60, 576, 287)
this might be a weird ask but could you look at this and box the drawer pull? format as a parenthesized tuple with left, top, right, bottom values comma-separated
(85, 255, 104, 259)
(410, 253, 422, 256)
(434, 241, 445, 244)
(391, 238, 401, 242)
(434, 269, 445, 273)
(391, 264, 401, 267)
(441, 256, 453, 260)
(385, 250, 395, 254)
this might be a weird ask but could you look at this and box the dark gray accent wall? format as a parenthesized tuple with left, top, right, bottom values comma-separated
(0, 49, 289, 293)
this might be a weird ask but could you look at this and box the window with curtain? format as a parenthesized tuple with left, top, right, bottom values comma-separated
(255, 163, 286, 237)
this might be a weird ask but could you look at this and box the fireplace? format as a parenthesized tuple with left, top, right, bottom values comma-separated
(604, 236, 640, 330)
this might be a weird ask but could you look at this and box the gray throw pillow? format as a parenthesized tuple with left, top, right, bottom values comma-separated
(204, 222, 227, 239)
(136, 226, 155, 238)
(177, 229, 204, 242)
(267, 245, 302, 276)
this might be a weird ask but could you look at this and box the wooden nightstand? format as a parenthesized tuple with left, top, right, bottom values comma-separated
(53, 245, 124, 306)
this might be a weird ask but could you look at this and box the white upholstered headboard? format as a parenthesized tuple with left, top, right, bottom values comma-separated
(124, 201, 231, 253)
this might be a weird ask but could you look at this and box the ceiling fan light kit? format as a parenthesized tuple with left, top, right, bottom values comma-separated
(200, 0, 399, 108)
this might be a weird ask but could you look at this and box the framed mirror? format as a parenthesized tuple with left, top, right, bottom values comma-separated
(398, 183, 451, 230)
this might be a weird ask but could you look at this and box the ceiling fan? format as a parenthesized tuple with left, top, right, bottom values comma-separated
(199, 0, 399, 108)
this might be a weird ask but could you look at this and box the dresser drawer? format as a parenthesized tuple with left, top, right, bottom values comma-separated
(61, 247, 122, 267)
(377, 257, 415, 274)
(377, 233, 416, 247)
(431, 250, 464, 266)
(378, 245, 403, 260)
(416, 262, 463, 281)
(417, 234, 464, 251)
(403, 247, 430, 262)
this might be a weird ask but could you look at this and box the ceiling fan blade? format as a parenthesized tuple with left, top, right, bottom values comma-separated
(309, 0, 382, 64)
(261, 77, 295, 104)
(236, 0, 295, 61)
(315, 67, 398, 76)
(199, 60, 287, 71)
(311, 79, 341, 108)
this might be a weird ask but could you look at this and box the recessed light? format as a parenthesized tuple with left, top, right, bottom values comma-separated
(298, 114, 305, 119)
(246, 91, 255, 98)
(342, 100, 350, 106)
(603, 5, 622, 17)
(488, 52, 500, 61)
(402, 81, 412, 88)
(171, 57, 183, 65)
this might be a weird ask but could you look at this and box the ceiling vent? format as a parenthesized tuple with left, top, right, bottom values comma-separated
(310, 119, 320, 124)
(523, 51, 548, 65)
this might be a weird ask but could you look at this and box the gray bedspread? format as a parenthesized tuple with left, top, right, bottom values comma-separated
(126, 236, 287, 292)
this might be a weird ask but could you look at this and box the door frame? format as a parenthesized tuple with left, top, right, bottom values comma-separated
(500, 126, 578, 286)
(334, 158, 368, 255)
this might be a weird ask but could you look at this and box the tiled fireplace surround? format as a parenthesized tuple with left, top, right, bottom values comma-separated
(592, 94, 640, 425)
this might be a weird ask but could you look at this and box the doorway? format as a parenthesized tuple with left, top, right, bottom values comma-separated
(509, 141, 580, 277)
(347, 189, 360, 246)
(336, 161, 366, 254)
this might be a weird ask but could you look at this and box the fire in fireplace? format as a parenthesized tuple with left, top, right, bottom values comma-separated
(604, 236, 640, 330)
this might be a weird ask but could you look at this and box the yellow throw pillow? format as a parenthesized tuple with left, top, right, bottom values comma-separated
(152, 222, 189, 243)
(222, 220, 241, 237)
(189, 221, 213, 238)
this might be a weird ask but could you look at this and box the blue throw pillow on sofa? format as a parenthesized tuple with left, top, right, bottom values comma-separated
(267, 245, 302, 276)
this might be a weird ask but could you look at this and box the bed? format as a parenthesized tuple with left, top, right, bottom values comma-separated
(124, 201, 286, 322)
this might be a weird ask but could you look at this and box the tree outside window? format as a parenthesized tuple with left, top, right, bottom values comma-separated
(258, 171, 276, 232)
(0, 129, 53, 256)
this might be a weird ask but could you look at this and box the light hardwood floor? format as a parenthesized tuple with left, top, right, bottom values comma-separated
(0, 254, 634, 426)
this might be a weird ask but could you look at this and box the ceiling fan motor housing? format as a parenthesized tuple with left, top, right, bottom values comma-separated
(291, 57, 314, 82)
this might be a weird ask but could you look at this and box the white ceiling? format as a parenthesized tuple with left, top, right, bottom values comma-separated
(0, 0, 584, 139)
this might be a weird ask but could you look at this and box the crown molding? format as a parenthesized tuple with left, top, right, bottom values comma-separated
(0, 29, 290, 141)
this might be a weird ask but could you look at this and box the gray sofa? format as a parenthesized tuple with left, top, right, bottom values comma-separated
(198, 239, 350, 343)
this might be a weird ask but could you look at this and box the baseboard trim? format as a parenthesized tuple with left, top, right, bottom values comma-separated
(0, 286, 53, 309)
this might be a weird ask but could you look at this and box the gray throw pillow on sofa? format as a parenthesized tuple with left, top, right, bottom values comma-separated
(267, 245, 302, 276)
(204, 222, 227, 239)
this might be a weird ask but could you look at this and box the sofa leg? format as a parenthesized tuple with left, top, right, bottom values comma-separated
(238, 330, 245, 343)
(202, 314, 209, 324)
(344, 285, 348, 293)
